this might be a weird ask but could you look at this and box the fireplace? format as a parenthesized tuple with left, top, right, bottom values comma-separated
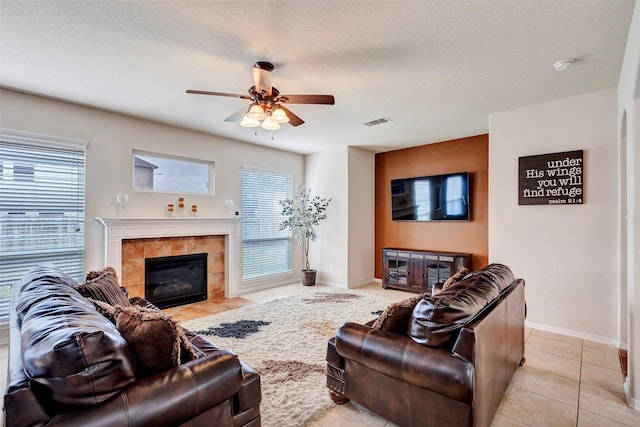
(145, 253, 208, 309)
(96, 217, 241, 298)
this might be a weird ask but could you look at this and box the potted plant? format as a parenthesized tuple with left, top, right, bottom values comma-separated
(279, 185, 331, 286)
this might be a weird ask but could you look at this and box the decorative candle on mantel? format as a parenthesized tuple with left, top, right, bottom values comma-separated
(191, 205, 197, 212)
(178, 197, 185, 208)
(167, 203, 174, 212)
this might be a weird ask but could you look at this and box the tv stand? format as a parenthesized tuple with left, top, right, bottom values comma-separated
(382, 248, 472, 293)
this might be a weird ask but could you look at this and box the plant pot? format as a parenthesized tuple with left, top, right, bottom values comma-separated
(302, 269, 317, 286)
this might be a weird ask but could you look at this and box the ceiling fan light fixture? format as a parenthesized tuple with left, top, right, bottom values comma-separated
(271, 107, 290, 124)
(186, 61, 334, 131)
(261, 116, 280, 130)
(240, 115, 260, 127)
(246, 104, 267, 121)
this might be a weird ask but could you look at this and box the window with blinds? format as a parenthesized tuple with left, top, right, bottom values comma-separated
(0, 129, 87, 334)
(241, 167, 292, 280)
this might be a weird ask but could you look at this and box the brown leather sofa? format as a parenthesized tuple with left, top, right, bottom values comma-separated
(326, 264, 525, 427)
(4, 266, 261, 427)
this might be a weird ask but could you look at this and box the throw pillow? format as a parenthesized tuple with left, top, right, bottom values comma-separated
(85, 266, 119, 282)
(76, 267, 130, 307)
(92, 300, 202, 377)
(129, 296, 161, 311)
(408, 279, 500, 348)
(372, 293, 427, 332)
(441, 267, 470, 291)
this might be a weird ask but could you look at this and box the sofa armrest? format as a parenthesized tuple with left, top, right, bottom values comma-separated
(335, 322, 474, 403)
(4, 283, 51, 427)
(44, 349, 244, 427)
(452, 279, 525, 364)
(234, 362, 261, 413)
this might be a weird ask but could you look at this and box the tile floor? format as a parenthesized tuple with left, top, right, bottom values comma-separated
(2, 283, 639, 427)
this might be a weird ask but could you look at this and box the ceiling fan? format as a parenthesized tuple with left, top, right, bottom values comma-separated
(186, 61, 335, 129)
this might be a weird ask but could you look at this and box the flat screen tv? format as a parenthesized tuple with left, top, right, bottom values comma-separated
(391, 172, 470, 221)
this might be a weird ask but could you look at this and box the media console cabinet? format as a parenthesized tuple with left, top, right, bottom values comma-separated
(382, 248, 472, 293)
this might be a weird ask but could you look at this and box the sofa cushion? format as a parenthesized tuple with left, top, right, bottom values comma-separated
(15, 266, 79, 326)
(372, 293, 426, 332)
(407, 264, 514, 348)
(16, 266, 137, 413)
(92, 301, 203, 377)
(75, 267, 130, 307)
(462, 263, 515, 293)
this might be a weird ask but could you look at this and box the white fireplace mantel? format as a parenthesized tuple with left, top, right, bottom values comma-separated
(95, 216, 242, 297)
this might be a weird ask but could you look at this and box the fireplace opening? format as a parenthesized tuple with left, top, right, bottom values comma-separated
(145, 253, 207, 309)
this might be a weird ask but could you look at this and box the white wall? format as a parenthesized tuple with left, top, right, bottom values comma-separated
(623, 100, 640, 409)
(0, 88, 305, 292)
(305, 147, 348, 286)
(618, 1, 640, 409)
(305, 146, 376, 287)
(489, 89, 619, 343)
(347, 146, 375, 286)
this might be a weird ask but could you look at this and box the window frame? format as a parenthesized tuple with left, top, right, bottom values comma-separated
(132, 149, 215, 196)
(0, 128, 87, 343)
(241, 166, 294, 284)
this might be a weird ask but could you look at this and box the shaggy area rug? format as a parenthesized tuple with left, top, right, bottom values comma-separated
(182, 288, 398, 427)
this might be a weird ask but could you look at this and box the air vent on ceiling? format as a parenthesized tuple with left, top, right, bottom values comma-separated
(363, 117, 392, 127)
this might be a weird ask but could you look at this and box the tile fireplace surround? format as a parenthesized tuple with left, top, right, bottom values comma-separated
(95, 217, 241, 298)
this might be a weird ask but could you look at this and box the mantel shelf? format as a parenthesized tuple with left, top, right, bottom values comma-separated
(95, 216, 240, 222)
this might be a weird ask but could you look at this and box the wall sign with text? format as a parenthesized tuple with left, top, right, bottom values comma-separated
(518, 150, 584, 205)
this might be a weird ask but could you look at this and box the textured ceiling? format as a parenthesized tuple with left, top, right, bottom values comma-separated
(0, 1, 634, 154)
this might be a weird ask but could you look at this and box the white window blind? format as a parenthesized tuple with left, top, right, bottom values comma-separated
(0, 130, 87, 330)
(241, 167, 292, 280)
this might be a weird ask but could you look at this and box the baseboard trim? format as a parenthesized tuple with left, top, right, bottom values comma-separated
(624, 378, 640, 411)
(525, 320, 619, 348)
(315, 280, 347, 288)
(315, 278, 377, 289)
(238, 276, 300, 295)
(348, 278, 378, 288)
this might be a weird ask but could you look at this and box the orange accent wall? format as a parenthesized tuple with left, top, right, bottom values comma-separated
(375, 134, 488, 278)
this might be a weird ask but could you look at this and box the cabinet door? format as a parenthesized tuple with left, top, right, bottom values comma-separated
(409, 255, 427, 292)
(437, 256, 454, 282)
(425, 255, 439, 288)
(386, 257, 408, 285)
(426, 260, 454, 287)
(438, 264, 453, 282)
(396, 258, 408, 285)
(454, 255, 472, 271)
(425, 263, 437, 288)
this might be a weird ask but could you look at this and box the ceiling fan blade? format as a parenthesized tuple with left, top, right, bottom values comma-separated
(224, 105, 250, 122)
(278, 94, 335, 105)
(252, 62, 273, 96)
(278, 105, 305, 127)
(186, 89, 252, 100)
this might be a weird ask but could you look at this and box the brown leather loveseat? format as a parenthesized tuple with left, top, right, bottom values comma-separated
(326, 263, 525, 427)
(4, 266, 261, 427)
